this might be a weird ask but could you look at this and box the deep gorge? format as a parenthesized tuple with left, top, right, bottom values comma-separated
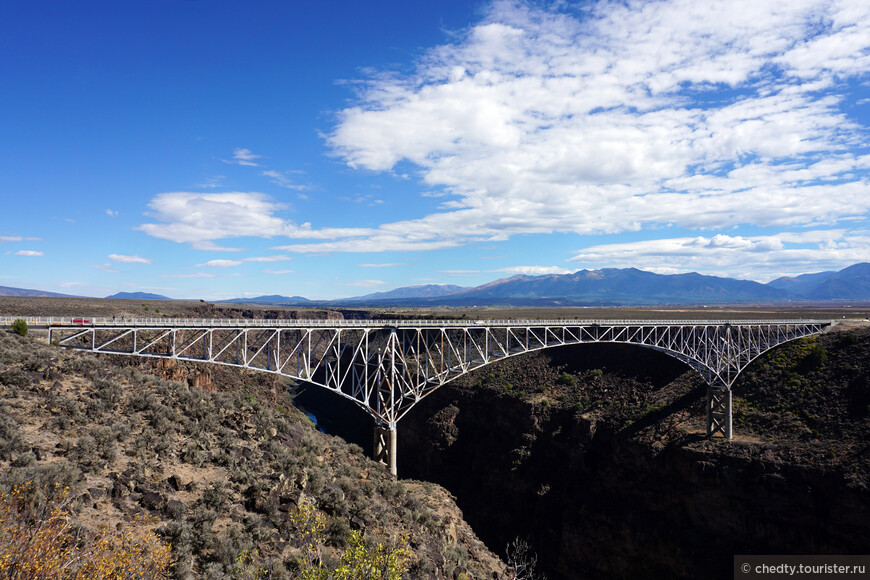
(297, 335, 870, 579)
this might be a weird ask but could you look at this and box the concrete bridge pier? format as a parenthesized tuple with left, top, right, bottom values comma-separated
(706, 386, 732, 439)
(374, 423, 398, 476)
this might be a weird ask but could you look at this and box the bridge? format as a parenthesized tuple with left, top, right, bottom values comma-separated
(4, 316, 832, 474)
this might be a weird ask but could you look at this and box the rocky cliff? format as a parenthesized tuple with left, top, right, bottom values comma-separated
(399, 329, 870, 579)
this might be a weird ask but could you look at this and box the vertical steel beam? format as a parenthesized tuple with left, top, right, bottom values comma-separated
(706, 386, 732, 439)
(374, 423, 397, 476)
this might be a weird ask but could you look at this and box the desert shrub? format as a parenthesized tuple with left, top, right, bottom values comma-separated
(1, 462, 82, 501)
(0, 369, 30, 389)
(10, 451, 36, 469)
(800, 344, 828, 371)
(141, 429, 173, 457)
(51, 396, 84, 430)
(205, 525, 263, 578)
(200, 481, 231, 512)
(91, 377, 123, 409)
(0, 414, 25, 460)
(0, 482, 171, 579)
(89, 425, 118, 464)
(11, 319, 27, 337)
(556, 372, 576, 387)
(62, 429, 116, 471)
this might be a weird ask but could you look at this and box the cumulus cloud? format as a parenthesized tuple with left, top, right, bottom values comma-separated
(569, 229, 870, 281)
(106, 209, 118, 217)
(14, 250, 43, 256)
(133, 0, 870, 280)
(109, 254, 152, 264)
(314, 0, 870, 254)
(138, 192, 374, 250)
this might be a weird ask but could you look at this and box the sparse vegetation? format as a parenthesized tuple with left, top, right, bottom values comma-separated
(0, 329, 505, 579)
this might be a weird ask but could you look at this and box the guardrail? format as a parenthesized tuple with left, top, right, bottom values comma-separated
(0, 315, 837, 328)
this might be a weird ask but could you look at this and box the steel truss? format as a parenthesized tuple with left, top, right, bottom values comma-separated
(46, 318, 830, 472)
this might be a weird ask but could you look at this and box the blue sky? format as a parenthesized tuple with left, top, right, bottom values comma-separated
(2, 0, 869, 300)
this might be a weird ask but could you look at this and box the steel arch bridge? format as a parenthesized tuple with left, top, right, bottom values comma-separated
(5, 316, 832, 474)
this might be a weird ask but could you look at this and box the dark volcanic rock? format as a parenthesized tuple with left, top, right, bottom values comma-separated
(400, 335, 870, 580)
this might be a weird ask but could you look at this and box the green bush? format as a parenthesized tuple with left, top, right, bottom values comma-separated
(11, 320, 27, 337)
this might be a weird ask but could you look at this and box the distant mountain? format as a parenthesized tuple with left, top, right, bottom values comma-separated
(220, 295, 312, 305)
(106, 292, 172, 300)
(800, 263, 870, 300)
(442, 268, 788, 305)
(349, 284, 466, 302)
(0, 285, 75, 298)
(766, 263, 870, 300)
(767, 270, 837, 295)
(73, 262, 870, 308)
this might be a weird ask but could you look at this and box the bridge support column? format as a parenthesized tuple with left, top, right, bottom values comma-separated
(706, 386, 732, 439)
(374, 424, 397, 476)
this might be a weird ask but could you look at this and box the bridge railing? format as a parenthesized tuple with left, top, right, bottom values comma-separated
(0, 315, 835, 328)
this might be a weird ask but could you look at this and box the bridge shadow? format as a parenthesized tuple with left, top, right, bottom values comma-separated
(616, 383, 709, 440)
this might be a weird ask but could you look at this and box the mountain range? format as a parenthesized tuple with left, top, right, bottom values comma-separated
(217, 262, 870, 306)
(1, 263, 869, 306)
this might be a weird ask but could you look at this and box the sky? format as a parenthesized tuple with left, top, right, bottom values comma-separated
(1, 0, 869, 300)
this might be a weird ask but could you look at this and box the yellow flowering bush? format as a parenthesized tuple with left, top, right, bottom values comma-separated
(290, 500, 410, 580)
(0, 482, 171, 579)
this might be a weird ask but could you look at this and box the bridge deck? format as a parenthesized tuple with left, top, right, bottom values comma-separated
(0, 315, 836, 329)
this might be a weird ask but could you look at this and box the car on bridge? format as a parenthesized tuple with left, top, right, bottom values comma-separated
(71, 318, 91, 325)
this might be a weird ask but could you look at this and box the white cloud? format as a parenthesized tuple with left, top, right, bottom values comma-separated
(198, 259, 243, 268)
(264, 269, 295, 275)
(243, 255, 292, 262)
(358, 263, 408, 268)
(0, 236, 41, 242)
(307, 0, 870, 254)
(14, 250, 43, 256)
(569, 229, 870, 281)
(228, 148, 261, 167)
(106, 209, 118, 217)
(261, 170, 308, 190)
(130, 0, 870, 267)
(138, 192, 373, 250)
(109, 254, 152, 264)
